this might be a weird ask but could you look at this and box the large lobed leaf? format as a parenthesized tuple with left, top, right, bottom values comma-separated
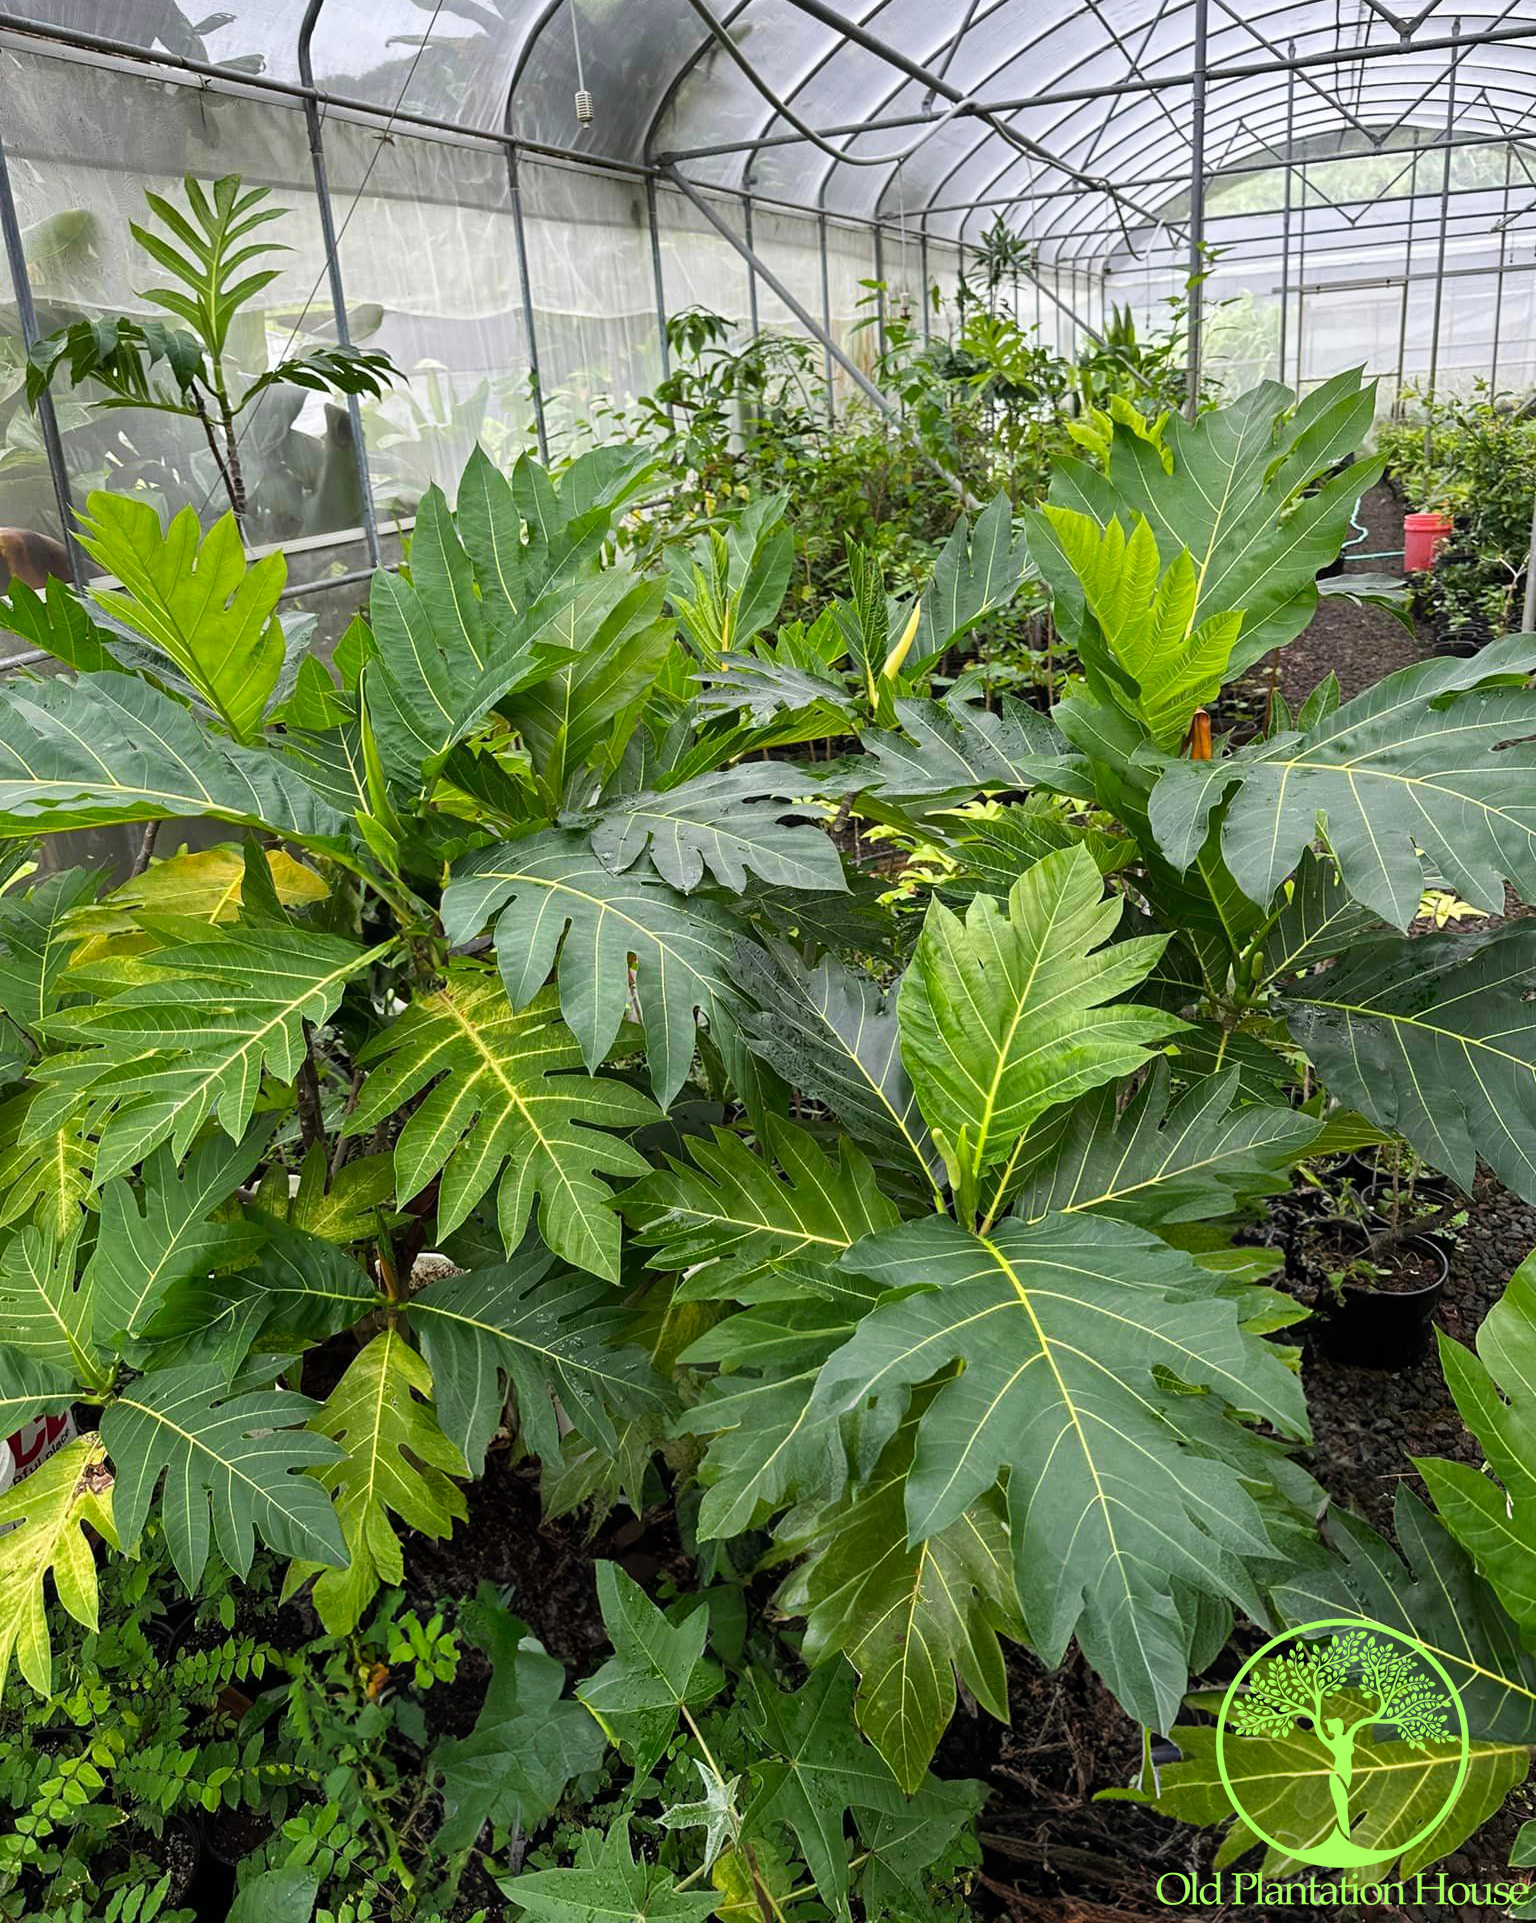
(348, 969, 656, 1278)
(733, 943, 937, 1197)
(38, 921, 386, 1182)
(1010, 1062, 1319, 1227)
(100, 1366, 346, 1590)
(1285, 921, 1536, 1203)
(410, 1244, 671, 1475)
(575, 762, 845, 895)
(1045, 370, 1380, 674)
(898, 844, 1180, 1222)
(622, 1114, 900, 1302)
(0, 671, 346, 844)
(780, 1402, 1024, 1791)
(1149, 634, 1536, 927)
(444, 831, 744, 1109)
(816, 1211, 1310, 1733)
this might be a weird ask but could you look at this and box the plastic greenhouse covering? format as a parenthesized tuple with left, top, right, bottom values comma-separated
(0, 0, 1533, 639)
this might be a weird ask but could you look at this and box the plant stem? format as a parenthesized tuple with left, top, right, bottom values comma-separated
(295, 1018, 325, 1155)
(127, 818, 160, 880)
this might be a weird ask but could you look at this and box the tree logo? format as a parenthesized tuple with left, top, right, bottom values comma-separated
(1215, 1617, 1469, 1868)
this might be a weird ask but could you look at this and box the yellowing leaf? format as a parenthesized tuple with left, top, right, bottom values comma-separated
(0, 1433, 117, 1698)
(67, 846, 327, 965)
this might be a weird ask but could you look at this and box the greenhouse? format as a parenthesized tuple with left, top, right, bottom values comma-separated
(9, 0, 1536, 1916)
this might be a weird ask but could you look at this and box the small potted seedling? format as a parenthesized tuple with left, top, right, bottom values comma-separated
(1303, 1199, 1451, 1370)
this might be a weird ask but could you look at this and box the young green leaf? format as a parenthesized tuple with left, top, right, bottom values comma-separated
(1034, 507, 1242, 746)
(74, 493, 286, 741)
(1046, 370, 1380, 673)
(898, 844, 1179, 1223)
(288, 1328, 467, 1635)
(577, 1562, 722, 1775)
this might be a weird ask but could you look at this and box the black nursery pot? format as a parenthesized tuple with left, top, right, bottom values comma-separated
(1314, 1226, 1449, 1371)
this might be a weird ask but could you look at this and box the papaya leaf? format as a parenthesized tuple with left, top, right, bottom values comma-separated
(578, 1562, 722, 1776)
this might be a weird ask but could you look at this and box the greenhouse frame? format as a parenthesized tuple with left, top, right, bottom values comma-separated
(16, 2, 1536, 1915)
(1, 0, 1532, 634)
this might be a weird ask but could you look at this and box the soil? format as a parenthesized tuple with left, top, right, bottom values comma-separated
(1222, 482, 1426, 735)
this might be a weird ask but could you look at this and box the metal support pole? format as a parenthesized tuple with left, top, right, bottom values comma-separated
(0, 131, 79, 582)
(507, 147, 549, 462)
(1425, 21, 1460, 401)
(1394, 149, 1416, 412)
(1277, 45, 1295, 384)
(920, 230, 931, 341)
(646, 176, 671, 383)
(873, 224, 887, 357)
(742, 193, 760, 336)
(1294, 157, 1308, 392)
(818, 212, 836, 422)
(1185, 0, 1209, 419)
(299, 0, 380, 567)
(1493, 146, 1511, 391)
(1522, 491, 1536, 631)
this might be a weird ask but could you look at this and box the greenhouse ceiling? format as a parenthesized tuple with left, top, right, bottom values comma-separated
(2, 0, 1532, 261)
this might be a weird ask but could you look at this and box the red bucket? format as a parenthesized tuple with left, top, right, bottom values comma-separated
(1404, 511, 1452, 572)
